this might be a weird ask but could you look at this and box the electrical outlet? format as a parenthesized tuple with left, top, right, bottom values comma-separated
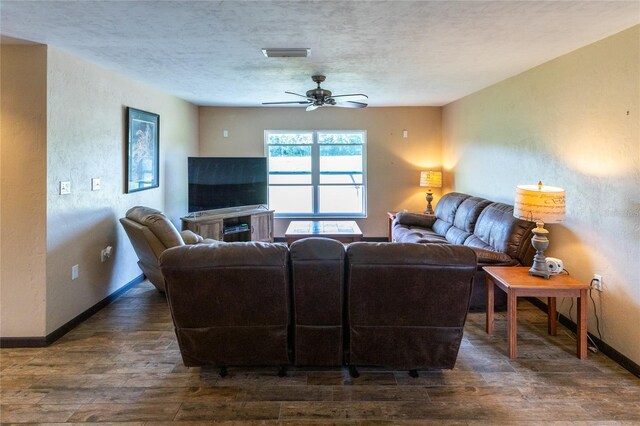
(72, 264, 79, 280)
(593, 274, 603, 291)
(60, 181, 71, 195)
(101, 246, 113, 262)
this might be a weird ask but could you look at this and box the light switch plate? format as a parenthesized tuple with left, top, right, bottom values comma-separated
(91, 178, 101, 191)
(60, 181, 71, 195)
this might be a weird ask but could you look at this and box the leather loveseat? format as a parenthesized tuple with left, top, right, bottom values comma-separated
(159, 238, 476, 376)
(392, 192, 536, 310)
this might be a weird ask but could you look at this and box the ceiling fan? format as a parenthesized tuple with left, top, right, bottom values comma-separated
(263, 75, 368, 111)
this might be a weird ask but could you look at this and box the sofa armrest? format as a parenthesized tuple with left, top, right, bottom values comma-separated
(395, 212, 436, 229)
(470, 247, 514, 265)
(180, 230, 204, 244)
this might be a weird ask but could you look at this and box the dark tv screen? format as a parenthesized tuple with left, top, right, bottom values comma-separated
(188, 157, 268, 212)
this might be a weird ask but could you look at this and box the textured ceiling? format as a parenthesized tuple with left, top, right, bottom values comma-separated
(1, 1, 638, 106)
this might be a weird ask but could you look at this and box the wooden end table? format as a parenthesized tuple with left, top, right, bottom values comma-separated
(483, 266, 590, 359)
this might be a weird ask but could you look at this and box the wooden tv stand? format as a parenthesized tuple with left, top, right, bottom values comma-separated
(181, 205, 274, 242)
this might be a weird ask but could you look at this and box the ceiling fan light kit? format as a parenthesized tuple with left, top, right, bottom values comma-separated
(263, 75, 368, 111)
(262, 48, 310, 58)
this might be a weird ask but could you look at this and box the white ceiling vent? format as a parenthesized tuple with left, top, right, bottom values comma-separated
(262, 48, 310, 58)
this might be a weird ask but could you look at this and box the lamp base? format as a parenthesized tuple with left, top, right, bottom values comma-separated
(528, 221, 551, 279)
(528, 264, 551, 279)
(424, 190, 434, 215)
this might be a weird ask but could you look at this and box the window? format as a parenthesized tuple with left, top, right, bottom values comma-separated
(265, 130, 366, 217)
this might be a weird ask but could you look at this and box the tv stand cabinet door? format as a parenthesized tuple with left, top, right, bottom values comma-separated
(189, 218, 223, 241)
(251, 212, 273, 242)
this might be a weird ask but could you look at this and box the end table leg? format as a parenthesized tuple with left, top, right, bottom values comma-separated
(486, 276, 495, 335)
(548, 297, 557, 336)
(577, 290, 588, 359)
(507, 291, 517, 359)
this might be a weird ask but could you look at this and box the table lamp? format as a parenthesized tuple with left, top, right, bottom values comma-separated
(513, 181, 566, 279)
(419, 171, 442, 214)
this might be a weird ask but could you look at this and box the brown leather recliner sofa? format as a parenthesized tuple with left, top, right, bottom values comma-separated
(159, 238, 476, 376)
(392, 192, 536, 310)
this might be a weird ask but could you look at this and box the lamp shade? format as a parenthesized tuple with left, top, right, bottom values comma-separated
(513, 182, 565, 223)
(419, 171, 442, 188)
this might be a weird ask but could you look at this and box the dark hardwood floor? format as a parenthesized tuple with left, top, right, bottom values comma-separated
(1, 280, 639, 424)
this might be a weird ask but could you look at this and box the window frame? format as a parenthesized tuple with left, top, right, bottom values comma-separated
(265, 130, 367, 218)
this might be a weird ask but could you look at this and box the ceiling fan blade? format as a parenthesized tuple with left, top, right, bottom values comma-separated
(330, 93, 369, 99)
(262, 101, 311, 105)
(333, 100, 367, 108)
(306, 104, 320, 111)
(285, 91, 314, 101)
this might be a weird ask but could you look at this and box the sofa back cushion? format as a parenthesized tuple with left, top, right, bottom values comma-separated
(432, 192, 470, 236)
(465, 202, 535, 265)
(445, 197, 492, 244)
(126, 206, 184, 249)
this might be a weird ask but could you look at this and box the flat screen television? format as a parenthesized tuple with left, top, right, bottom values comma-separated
(188, 157, 268, 213)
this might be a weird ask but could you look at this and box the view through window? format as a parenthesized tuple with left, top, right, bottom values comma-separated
(265, 131, 366, 217)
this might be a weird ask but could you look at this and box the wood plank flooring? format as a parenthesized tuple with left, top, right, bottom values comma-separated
(1, 280, 639, 424)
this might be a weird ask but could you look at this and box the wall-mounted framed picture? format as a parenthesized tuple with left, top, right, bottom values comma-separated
(126, 107, 159, 193)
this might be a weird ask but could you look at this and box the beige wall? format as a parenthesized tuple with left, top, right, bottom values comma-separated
(0, 44, 198, 338)
(0, 45, 48, 337)
(45, 47, 199, 333)
(442, 26, 640, 364)
(199, 107, 441, 237)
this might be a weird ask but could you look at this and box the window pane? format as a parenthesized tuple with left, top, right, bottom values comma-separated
(319, 173, 363, 184)
(267, 133, 313, 145)
(269, 173, 311, 184)
(268, 145, 311, 184)
(319, 145, 363, 184)
(269, 186, 313, 214)
(318, 185, 364, 214)
(318, 132, 364, 144)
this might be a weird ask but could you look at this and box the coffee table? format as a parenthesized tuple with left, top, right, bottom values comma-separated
(484, 266, 590, 359)
(285, 220, 363, 245)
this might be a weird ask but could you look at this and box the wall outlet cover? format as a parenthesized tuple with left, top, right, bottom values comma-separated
(60, 181, 71, 195)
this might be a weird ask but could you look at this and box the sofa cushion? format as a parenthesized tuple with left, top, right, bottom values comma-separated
(452, 197, 492, 233)
(393, 226, 448, 244)
(466, 202, 535, 264)
(434, 192, 470, 224)
(470, 247, 515, 265)
(395, 212, 437, 228)
(444, 197, 492, 244)
(180, 230, 203, 244)
(432, 192, 469, 236)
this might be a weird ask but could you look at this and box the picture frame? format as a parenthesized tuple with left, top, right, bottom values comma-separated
(126, 107, 159, 193)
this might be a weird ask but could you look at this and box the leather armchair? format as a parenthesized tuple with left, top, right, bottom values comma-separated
(119, 206, 214, 292)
